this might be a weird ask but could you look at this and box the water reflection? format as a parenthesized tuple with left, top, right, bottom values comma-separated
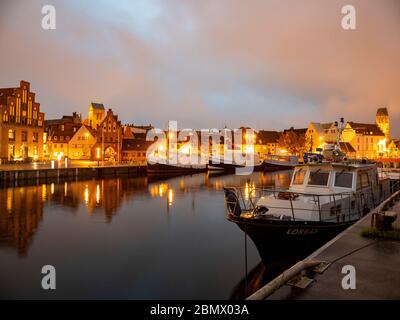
(0, 171, 293, 299)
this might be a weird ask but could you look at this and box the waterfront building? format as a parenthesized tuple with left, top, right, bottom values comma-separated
(121, 139, 154, 165)
(376, 107, 390, 140)
(254, 130, 280, 159)
(86, 102, 105, 130)
(92, 108, 123, 162)
(341, 122, 386, 159)
(306, 122, 336, 152)
(68, 125, 97, 160)
(44, 112, 82, 160)
(0, 80, 45, 162)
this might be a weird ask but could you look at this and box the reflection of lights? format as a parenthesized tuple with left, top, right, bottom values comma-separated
(159, 183, 167, 197)
(7, 189, 12, 211)
(51, 183, 54, 195)
(244, 182, 256, 200)
(168, 189, 174, 206)
(64, 182, 68, 197)
(96, 184, 100, 204)
(84, 184, 89, 204)
(42, 184, 47, 202)
(64, 158, 68, 168)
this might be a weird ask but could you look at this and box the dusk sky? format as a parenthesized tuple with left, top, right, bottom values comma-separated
(1, 0, 399, 135)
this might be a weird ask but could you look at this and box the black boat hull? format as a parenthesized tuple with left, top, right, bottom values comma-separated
(147, 163, 208, 174)
(260, 162, 297, 172)
(227, 213, 356, 264)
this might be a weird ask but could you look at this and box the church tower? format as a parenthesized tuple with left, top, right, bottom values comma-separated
(376, 107, 390, 140)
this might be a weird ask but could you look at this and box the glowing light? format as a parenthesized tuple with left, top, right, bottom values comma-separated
(51, 183, 54, 195)
(96, 147, 101, 159)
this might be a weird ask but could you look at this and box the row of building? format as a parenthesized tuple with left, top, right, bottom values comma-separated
(0, 81, 153, 164)
(0, 80, 398, 163)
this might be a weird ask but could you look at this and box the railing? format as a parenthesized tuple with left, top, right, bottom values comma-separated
(225, 186, 379, 223)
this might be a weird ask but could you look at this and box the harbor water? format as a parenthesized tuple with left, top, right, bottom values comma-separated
(0, 171, 292, 299)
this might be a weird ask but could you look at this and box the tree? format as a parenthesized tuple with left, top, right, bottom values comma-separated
(278, 131, 310, 156)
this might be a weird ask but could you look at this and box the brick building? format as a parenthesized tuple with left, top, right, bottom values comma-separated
(0, 80, 45, 162)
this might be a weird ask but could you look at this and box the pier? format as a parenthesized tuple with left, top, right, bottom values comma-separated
(248, 191, 400, 300)
(0, 164, 147, 186)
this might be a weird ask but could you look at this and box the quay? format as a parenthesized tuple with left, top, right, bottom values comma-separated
(248, 191, 400, 300)
(0, 162, 147, 186)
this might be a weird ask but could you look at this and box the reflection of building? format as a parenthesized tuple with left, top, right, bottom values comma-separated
(0, 185, 44, 255)
(0, 80, 44, 162)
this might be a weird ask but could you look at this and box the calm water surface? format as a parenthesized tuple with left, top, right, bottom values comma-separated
(0, 171, 291, 299)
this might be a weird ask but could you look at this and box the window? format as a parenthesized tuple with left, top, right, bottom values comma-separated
(357, 172, 370, 189)
(8, 129, 15, 141)
(334, 172, 353, 188)
(292, 169, 306, 185)
(308, 171, 330, 186)
(33, 132, 38, 142)
(21, 131, 27, 142)
(61, 125, 65, 131)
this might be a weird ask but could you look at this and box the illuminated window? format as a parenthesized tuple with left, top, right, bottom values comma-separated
(8, 129, 15, 141)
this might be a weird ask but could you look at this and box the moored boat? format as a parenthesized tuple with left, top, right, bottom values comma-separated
(261, 155, 299, 172)
(224, 160, 394, 263)
(147, 162, 208, 174)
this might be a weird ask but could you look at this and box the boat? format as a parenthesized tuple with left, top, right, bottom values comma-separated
(224, 160, 394, 262)
(208, 152, 263, 173)
(261, 155, 299, 172)
(147, 162, 208, 174)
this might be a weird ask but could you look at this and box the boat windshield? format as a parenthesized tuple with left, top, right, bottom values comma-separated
(292, 169, 306, 185)
(308, 170, 330, 186)
(334, 171, 353, 188)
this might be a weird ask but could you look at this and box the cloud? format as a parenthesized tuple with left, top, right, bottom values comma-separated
(0, 0, 399, 135)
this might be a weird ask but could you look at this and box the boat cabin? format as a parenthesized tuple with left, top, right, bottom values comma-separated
(289, 162, 379, 195)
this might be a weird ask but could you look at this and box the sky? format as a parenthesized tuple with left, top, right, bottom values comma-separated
(0, 0, 399, 135)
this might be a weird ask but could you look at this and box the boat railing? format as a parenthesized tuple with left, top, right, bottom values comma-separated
(225, 186, 375, 223)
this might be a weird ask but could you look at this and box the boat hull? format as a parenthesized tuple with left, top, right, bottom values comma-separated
(260, 161, 297, 172)
(147, 163, 208, 174)
(227, 213, 356, 264)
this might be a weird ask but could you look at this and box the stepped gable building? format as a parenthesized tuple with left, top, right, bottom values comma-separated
(0, 80, 45, 162)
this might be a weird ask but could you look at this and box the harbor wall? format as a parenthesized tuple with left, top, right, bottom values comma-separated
(0, 165, 147, 187)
